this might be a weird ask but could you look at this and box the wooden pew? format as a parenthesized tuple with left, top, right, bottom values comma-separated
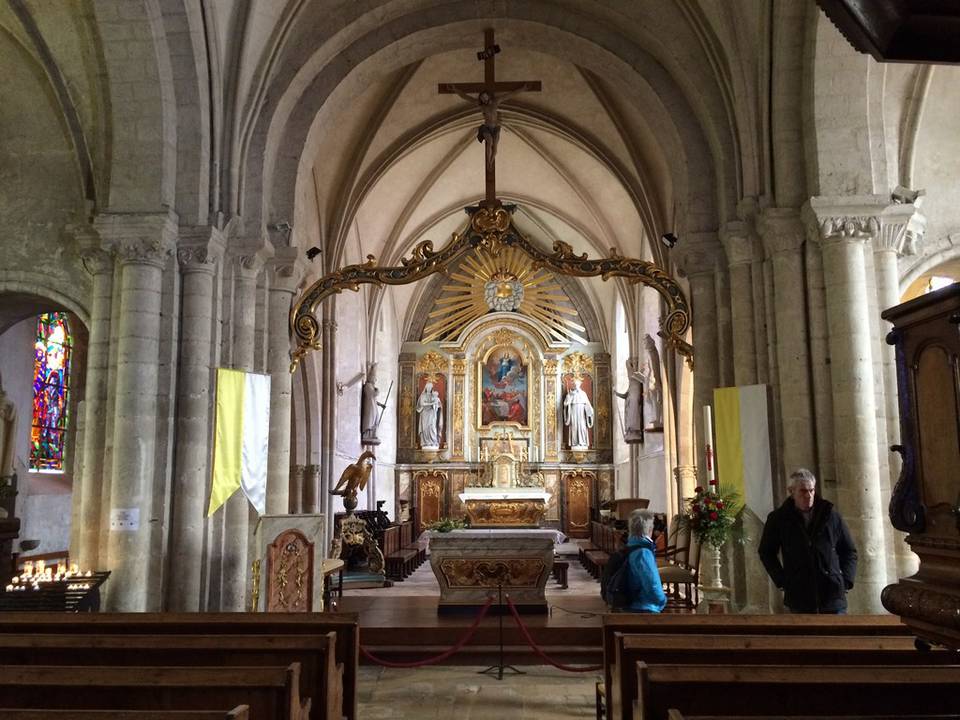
(634, 664, 960, 719)
(0, 632, 342, 720)
(612, 633, 958, 720)
(0, 664, 309, 720)
(0, 708, 250, 719)
(0, 612, 360, 720)
(601, 614, 909, 720)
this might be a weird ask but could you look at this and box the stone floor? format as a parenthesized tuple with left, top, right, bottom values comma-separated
(357, 663, 600, 719)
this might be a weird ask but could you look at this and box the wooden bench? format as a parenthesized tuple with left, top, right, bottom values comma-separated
(400, 520, 425, 566)
(0, 612, 360, 720)
(666, 712, 960, 720)
(583, 522, 624, 579)
(0, 708, 250, 719)
(383, 525, 418, 581)
(611, 632, 958, 720)
(601, 614, 910, 720)
(0, 664, 309, 720)
(634, 664, 960, 719)
(0, 632, 342, 720)
(552, 559, 569, 588)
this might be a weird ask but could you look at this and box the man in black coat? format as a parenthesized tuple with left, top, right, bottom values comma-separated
(758, 468, 858, 613)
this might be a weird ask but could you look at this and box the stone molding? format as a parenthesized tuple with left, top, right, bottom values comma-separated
(268, 246, 308, 294)
(93, 211, 178, 268)
(758, 208, 805, 258)
(720, 221, 756, 267)
(805, 195, 917, 249)
(873, 204, 920, 256)
(177, 226, 226, 273)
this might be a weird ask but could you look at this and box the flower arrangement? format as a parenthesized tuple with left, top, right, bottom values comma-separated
(686, 485, 739, 548)
(426, 517, 469, 533)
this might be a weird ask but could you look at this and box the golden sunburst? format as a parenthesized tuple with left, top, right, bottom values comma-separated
(422, 246, 587, 344)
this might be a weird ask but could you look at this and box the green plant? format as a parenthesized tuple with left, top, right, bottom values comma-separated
(427, 517, 469, 533)
(685, 485, 741, 549)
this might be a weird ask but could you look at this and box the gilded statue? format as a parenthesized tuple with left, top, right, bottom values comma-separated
(330, 450, 376, 511)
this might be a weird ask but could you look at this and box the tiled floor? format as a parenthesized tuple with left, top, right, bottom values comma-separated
(357, 663, 600, 719)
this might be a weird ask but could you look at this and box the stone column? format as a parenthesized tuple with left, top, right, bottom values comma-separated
(94, 211, 176, 611)
(675, 237, 720, 482)
(74, 232, 114, 570)
(810, 199, 888, 612)
(266, 248, 306, 516)
(873, 205, 920, 577)
(319, 311, 337, 553)
(721, 222, 758, 386)
(759, 209, 816, 479)
(221, 248, 270, 611)
(672, 466, 698, 507)
(167, 227, 223, 611)
(289, 464, 305, 514)
(303, 463, 321, 514)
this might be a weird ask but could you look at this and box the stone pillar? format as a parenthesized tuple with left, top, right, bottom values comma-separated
(75, 233, 114, 570)
(810, 199, 888, 612)
(289, 464, 305, 514)
(873, 205, 921, 578)
(266, 248, 306, 516)
(760, 209, 816, 480)
(167, 227, 223, 611)
(672, 465, 698, 507)
(675, 237, 720, 480)
(319, 311, 337, 553)
(303, 463, 321, 514)
(221, 249, 270, 611)
(94, 211, 176, 611)
(721, 222, 758, 386)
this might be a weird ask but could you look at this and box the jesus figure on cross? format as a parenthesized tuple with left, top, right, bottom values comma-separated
(449, 83, 536, 171)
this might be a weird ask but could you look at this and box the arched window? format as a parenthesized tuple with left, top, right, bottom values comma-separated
(30, 312, 72, 472)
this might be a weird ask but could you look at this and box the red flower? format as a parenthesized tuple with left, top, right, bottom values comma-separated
(694, 486, 704, 494)
(709, 511, 719, 520)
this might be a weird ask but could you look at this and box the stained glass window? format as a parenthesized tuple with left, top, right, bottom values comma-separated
(30, 312, 72, 472)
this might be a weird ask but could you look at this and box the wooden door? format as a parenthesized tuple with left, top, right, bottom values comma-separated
(563, 471, 594, 538)
(415, 471, 446, 534)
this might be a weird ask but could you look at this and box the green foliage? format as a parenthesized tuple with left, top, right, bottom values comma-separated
(685, 484, 741, 549)
(427, 517, 469, 533)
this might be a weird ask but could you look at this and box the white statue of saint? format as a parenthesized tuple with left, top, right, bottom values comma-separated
(563, 377, 594, 450)
(416, 381, 442, 449)
(642, 334, 664, 428)
(615, 363, 644, 443)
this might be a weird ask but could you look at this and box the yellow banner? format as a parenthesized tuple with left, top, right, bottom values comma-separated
(207, 368, 245, 516)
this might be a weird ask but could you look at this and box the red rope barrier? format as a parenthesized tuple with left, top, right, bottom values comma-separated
(505, 596, 602, 673)
(360, 596, 495, 668)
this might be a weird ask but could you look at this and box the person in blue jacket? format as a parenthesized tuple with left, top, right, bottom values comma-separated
(626, 509, 667, 613)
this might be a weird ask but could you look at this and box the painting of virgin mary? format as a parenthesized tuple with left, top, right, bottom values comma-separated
(480, 346, 528, 426)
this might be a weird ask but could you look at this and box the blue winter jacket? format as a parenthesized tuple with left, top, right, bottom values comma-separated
(626, 536, 667, 613)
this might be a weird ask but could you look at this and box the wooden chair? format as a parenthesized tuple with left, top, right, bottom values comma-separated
(657, 521, 700, 610)
(0, 708, 249, 719)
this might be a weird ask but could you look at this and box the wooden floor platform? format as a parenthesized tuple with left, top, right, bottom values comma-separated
(337, 557, 609, 666)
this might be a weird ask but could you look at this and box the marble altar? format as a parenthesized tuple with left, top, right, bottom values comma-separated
(458, 488, 551, 528)
(428, 529, 554, 613)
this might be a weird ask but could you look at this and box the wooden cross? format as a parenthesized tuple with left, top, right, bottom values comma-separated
(438, 29, 541, 207)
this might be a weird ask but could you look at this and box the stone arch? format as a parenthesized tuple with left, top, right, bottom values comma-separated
(92, 0, 178, 211)
(238, 3, 738, 242)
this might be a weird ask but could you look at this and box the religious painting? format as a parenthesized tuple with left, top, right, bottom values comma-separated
(417, 374, 446, 449)
(561, 373, 594, 449)
(479, 346, 528, 426)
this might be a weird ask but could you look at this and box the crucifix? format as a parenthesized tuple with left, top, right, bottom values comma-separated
(438, 29, 541, 207)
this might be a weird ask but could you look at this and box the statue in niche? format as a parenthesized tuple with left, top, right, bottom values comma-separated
(615, 361, 644, 444)
(641, 334, 664, 429)
(360, 363, 387, 445)
(416, 381, 443, 450)
(563, 376, 595, 450)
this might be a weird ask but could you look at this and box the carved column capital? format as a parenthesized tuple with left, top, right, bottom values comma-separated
(673, 233, 721, 277)
(93, 211, 178, 268)
(804, 195, 908, 247)
(721, 221, 757, 267)
(267, 246, 308, 294)
(230, 245, 273, 279)
(759, 208, 805, 258)
(177, 226, 225, 274)
(873, 204, 920, 256)
(68, 224, 114, 276)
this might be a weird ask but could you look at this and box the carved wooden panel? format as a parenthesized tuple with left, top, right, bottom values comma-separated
(415, 470, 447, 534)
(563, 471, 594, 538)
(915, 345, 960, 510)
(266, 529, 314, 612)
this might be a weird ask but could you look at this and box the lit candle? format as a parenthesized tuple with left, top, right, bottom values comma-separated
(70, 563, 79, 575)
(703, 405, 717, 493)
(35, 560, 45, 576)
(22, 561, 33, 577)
